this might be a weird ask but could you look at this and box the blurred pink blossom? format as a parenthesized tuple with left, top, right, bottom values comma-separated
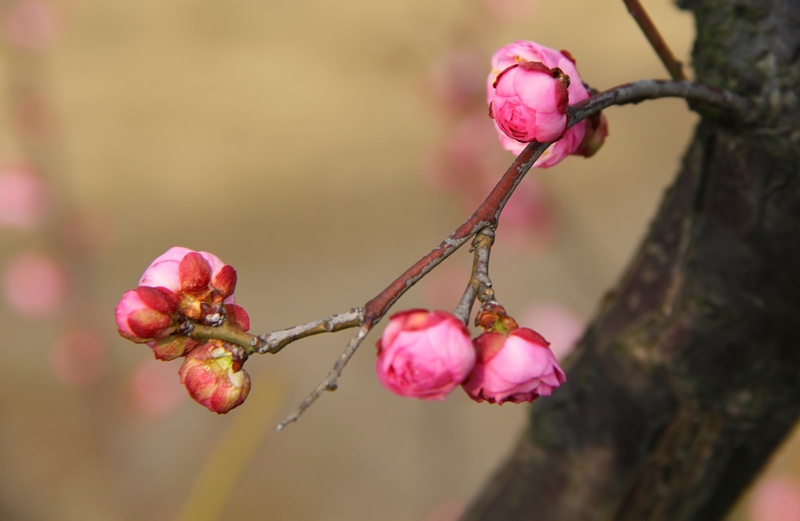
(50, 326, 108, 386)
(487, 175, 554, 253)
(60, 208, 117, 259)
(423, 113, 556, 250)
(481, 0, 538, 21)
(748, 474, 800, 521)
(463, 327, 566, 404)
(1, 0, 61, 52)
(423, 499, 465, 521)
(426, 47, 486, 116)
(129, 358, 186, 418)
(0, 165, 51, 230)
(376, 309, 475, 401)
(422, 113, 504, 194)
(422, 267, 468, 311)
(2, 250, 68, 317)
(518, 302, 584, 360)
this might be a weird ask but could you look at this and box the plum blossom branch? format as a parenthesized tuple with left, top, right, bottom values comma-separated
(257, 308, 363, 355)
(186, 321, 263, 353)
(568, 79, 756, 124)
(275, 78, 756, 429)
(453, 228, 496, 324)
(623, 0, 688, 81)
(276, 324, 370, 431)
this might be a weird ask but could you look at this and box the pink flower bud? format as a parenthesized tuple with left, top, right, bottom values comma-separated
(179, 341, 251, 414)
(489, 61, 569, 144)
(138, 247, 232, 299)
(462, 328, 566, 404)
(487, 41, 595, 168)
(179, 252, 212, 293)
(223, 303, 250, 331)
(115, 287, 178, 343)
(134, 246, 238, 324)
(376, 309, 475, 401)
(148, 335, 199, 361)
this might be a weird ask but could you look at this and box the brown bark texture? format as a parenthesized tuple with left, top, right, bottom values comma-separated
(461, 1, 800, 520)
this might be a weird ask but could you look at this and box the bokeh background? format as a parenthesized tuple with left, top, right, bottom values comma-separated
(2, 0, 799, 520)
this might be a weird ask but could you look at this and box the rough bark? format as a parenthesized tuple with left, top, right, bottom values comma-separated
(461, 1, 800, 520)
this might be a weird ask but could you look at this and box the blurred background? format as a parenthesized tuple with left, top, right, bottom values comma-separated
(1, 0, 798, 520)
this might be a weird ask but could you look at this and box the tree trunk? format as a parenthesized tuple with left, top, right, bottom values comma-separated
(461, 1, 800, 519)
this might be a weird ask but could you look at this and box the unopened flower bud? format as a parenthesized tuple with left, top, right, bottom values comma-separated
(124, 246, 240, 329)
(179, 340, 251, 414)
(115, 286, 178, 342)
(148, 335, 199, 361)
(462, 328, 565, 404)
(489, 61, 570, 144)
(487, 40, 601, 168)
(376, 309, 475, 401)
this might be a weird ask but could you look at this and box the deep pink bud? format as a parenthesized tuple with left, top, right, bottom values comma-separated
(487, 41, 595, 168)
(179, 341, 251, 414)
(148, 335, 199, 361)
(115, 288, 177, 342)
(462, 328, 566, 404)
(212, 265, 237, 297)
(135, 285, 178, 315)
(179, 252, 212, 293)
(224, 303, 250, 331)
(376, 309, 475, 401)
(490, 62, 569, 144)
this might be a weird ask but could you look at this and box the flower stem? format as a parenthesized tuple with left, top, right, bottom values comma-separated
(623, 0, 687, 80)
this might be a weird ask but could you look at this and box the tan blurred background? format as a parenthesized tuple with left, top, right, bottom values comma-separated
(2, 0, 797, 520)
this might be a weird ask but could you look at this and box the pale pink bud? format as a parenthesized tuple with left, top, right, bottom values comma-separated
(462, 328, 566, 404)
(115, 286, 178, 343)
(376, 309, 475, 401)
(138, 246, 235, 303)
(2, 250, 67, 317)
(0, 165, 51, 229)
(179, 341, 250, 414)
(489, 61, 569, 144)
(487, 41, 594, 168)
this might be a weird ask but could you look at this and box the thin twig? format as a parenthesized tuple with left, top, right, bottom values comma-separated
(623, 0, 687, 80)
(453, 228, 496, 324)
(258, 308, 363, 354)
(276, 78, 756, 429)
(277, 324, 371, 431)
(568, 79, 756, 124)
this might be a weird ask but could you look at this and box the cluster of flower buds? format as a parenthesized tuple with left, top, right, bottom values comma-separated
(115, 247, 251, 413)
(487, 40, 608, 168)
(375, 304, 566, 404)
